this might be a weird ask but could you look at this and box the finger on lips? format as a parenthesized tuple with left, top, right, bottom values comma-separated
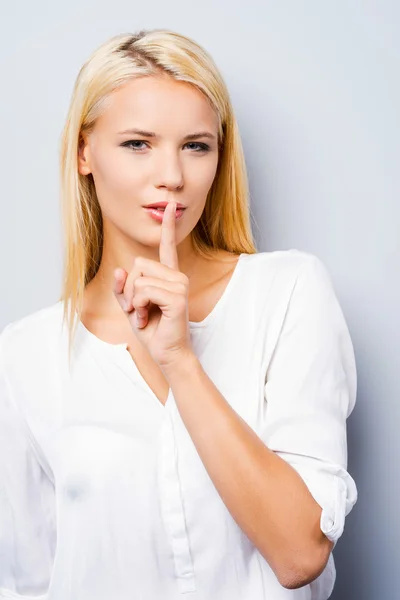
(159, 201, 178, 271)
(113, 198, 180, 325)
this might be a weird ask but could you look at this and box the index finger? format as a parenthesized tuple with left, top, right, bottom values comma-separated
(159, 200, 179, 271)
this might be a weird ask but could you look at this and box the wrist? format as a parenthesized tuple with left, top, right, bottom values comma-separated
(160, 349, 199, 381)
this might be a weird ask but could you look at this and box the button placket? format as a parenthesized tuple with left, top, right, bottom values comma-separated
(158, 399, 196, 593)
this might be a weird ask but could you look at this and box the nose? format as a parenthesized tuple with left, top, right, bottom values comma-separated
(154, 149, 184, 192)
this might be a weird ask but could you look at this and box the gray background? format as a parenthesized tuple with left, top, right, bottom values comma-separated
(1, 1, 399, 598)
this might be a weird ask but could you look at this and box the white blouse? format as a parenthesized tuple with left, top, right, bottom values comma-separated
(0, 249, 358, 600)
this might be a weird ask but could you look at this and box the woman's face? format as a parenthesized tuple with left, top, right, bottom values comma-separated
(78, 75, 220, 251)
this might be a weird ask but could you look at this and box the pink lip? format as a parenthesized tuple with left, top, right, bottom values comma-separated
(143, 207, 186, 223)
(144, 202, 186, 209)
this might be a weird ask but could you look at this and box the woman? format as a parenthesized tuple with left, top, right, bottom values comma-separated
(0, 29, 357, 599)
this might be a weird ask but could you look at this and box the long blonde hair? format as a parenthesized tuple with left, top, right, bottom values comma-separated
(59, 29, 258, 361)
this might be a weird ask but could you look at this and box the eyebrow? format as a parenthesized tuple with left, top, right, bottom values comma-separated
(117, 128, 217, 141)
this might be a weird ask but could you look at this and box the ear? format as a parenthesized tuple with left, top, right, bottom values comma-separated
(78, 132, 92, 176)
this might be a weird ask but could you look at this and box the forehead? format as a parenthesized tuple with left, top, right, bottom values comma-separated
(96, 76, 218, 135)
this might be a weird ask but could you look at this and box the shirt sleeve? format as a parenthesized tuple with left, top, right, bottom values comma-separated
(0, 326, 56, 598)
(262, 254, 358, 547)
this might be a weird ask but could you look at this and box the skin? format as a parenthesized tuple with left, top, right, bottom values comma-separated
(78, 74, 232, 332)
(77, 74, 334, 587)
(113, 200, 194, 368)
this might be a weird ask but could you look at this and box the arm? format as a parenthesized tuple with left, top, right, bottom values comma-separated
(162, 255, 357, 590)
(163, 352, 331, 590)
(0, 325, 56, 597)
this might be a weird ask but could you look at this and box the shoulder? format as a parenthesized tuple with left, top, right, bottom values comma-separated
(0, 301, 65, 369)
(239, 248, 328, 290)
(251, 250, 351, 362)
(207, 248, 322, 285)
(233, 250, 341, 339)
(242, 247, 323, 267)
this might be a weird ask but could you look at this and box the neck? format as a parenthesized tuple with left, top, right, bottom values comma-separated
(83, 236, 203, 320)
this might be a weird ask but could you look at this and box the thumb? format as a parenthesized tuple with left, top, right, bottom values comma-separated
(113, 268, 128, 298)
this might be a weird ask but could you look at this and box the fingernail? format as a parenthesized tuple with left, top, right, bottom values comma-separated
(135, 313, 141, 327)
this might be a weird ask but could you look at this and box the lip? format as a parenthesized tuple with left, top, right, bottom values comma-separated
(143, 206, 186, 223)
(143, 202, 186, 209)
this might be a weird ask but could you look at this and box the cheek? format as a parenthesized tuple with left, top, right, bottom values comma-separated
(190, 156, 219, 191)
(92, 154, 148, 208)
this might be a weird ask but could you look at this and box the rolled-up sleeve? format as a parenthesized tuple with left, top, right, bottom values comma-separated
(0, 326, 56, 598)
(262, 254, 358, 547)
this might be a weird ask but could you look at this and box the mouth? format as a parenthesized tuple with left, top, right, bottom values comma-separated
(143, 206, 186, 222)
(143, 203, 186, 210)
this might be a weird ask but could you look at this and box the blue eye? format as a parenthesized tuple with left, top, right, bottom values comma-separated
(121, 140, 210, 153)
(185, 142, 210, 152)
(122, 140, 148, 151)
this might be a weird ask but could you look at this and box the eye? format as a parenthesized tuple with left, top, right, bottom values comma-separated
(121, 140, 211, 153)
(184, 142, 210, 153)
(121, 140, 149, 151)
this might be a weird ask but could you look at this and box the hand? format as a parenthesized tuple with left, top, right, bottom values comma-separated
(112, 201, 193, 371)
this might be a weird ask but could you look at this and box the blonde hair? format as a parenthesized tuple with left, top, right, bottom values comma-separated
(59, 28, 258, 362)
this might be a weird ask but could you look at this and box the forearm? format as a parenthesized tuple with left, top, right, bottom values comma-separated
(163, 351, 333, 589)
